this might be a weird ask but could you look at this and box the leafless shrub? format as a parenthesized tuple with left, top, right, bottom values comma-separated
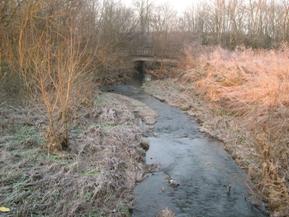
(180, 44, 289, 215)
(179, 0, 289, 48)
(1, 0, 96, 152)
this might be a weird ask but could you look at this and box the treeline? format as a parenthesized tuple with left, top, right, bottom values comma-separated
(134, 0, 289, 49)
(0, 0, 138, 83)
(179, 0, 289, 48)
(0, 0, 138, 151)
(0, 0, 288, 152)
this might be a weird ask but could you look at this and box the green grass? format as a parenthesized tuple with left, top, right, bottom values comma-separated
(85, 210, 104, 217)
(116, 202, 131, 216)
(88, 123, 122, 131)
(13, 125, 43, 145)
(71, 126, 84, 136)
(81, 169, 100, 177)
(2, 173, 31, 204)
(84, 191, 94, 202)
(94, 94, 106, 106)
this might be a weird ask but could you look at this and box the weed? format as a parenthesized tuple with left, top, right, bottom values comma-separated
(81, 169, 100, 177)
(45, 154, 72, 166)
(13, 125, 43, 145)
(117, 202, 131, 216)
(85, 210, 104, 217)
(84, 192, 94, 202)
(179, 45, 289, 215)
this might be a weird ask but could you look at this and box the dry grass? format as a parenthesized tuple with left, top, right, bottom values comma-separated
(179, 45, 289, 215)
(1, 0, 138, 152)
(0, 92, 156, 217)
(1, 0, 96, 152)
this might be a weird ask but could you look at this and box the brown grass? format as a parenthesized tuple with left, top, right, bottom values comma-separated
(0, 92, 155, 217)
(1, 0, 96, 152)
(179, 45, 289, 215)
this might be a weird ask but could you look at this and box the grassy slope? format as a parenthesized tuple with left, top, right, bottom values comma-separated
(0, 92, 156, 217)
(145, 47, 289, 217)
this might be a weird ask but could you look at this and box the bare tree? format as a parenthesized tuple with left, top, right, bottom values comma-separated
(2, 0, 96, 152)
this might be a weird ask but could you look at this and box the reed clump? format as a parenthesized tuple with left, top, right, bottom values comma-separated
(180, 45, 289, 215)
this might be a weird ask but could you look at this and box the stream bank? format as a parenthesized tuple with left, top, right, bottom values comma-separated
(0, 92, 156, 217)
(111, 84, 268, 217)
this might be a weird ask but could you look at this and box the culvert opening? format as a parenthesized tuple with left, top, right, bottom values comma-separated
(134, 61, 145, 82)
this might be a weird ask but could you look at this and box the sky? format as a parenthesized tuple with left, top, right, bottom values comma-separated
(122, 0, 196, 14)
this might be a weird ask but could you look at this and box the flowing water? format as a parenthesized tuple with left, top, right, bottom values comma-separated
(111, 84, 267, 217)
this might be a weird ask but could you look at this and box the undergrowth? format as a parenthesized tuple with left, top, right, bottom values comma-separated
(179, 45, 289, 216)
(0, 92, 152, 217)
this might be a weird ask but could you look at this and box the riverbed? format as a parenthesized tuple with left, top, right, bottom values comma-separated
(111, 84, 267, 217)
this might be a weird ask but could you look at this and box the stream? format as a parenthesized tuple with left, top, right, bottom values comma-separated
(111, 84, 267, 217)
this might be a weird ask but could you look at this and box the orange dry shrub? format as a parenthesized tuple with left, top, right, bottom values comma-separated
(2, 0, 96, 153)
(181, 45, 289, 214)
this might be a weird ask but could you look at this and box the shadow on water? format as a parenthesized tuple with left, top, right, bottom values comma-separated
(109, 84, 268, 217)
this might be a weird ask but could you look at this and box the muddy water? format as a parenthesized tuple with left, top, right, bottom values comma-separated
(111, 84, 267, 217)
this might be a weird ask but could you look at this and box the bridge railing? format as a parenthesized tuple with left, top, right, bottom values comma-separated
(131, 47, 181, 59)
(134, 48, 154, 57)
(118, 45, 182, 59)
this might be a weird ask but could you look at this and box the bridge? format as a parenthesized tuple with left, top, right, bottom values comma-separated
(128, 47, 179, 64)
(127, 47, 180, 81)
(123, 31, 201, 64)
(120, 32, 200, 80)
(132, 56, 178, 64)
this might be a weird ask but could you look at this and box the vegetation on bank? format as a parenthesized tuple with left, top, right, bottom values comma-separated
(0, 93, 155, 216)
(144, 44, 289, 216)
(183, 45, 289, 214)
(0, 0, 137, 152)
(1, 0, 289, 216)
(1, 0, 289, 152)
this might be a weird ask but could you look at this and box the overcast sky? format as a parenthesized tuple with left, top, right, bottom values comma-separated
(122, 0, 196, 14)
